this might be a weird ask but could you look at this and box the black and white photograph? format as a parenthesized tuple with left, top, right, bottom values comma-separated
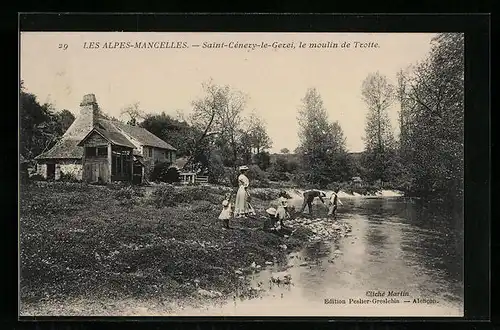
(19, 31, 464, 317)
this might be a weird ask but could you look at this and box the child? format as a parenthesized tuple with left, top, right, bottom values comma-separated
(276, 191, 290, 228)
(328, 190, 343, 219)
(219, 193, 232, 229)
(265, 208, 281, 230)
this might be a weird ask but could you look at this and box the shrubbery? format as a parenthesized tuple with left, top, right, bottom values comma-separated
(150, 184, 226, 208)
(29, 174, 45, 181)
(59, 172, 79, 182)
(192, 200, 216, 213)
(151, 184, 177, 208)
(268, 170, 290, 182)
(246, 164, 268, 182)
(207, 153, 225, 184)
(250, 188, 279, 201)
(149, 162, 180, 184)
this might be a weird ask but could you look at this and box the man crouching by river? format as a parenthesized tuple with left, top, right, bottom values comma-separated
(299, 189, 327, 217)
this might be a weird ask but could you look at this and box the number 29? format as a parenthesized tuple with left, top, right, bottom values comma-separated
(58, 43, 68, 50)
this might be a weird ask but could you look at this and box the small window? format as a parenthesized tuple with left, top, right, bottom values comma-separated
(97, 147, 107, 156)
(85, 147, 97, 157)
(148, 148, 152, 157)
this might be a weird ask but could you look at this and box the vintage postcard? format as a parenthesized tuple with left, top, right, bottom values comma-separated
(19, 31, 465, 317)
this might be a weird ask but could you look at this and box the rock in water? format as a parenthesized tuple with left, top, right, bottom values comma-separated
(334, 249, 343, 254)
(265, 261, 273, 265)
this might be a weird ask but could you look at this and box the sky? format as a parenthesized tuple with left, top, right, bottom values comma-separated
(20, 32, 436, 153)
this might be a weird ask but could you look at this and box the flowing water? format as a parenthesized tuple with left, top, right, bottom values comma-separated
(173, 195, 464, 317)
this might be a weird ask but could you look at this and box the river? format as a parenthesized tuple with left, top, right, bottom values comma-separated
(172, 195, 464, 317)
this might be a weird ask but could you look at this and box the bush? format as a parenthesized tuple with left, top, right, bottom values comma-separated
(268, 170, 289, 182)
(224, 167, 239, 187)
(192, 200, 216, 213)
(151, 184, 176, 208)
(59, 172, 79, 182)
(208, 153, 225, 184)
(173, 186, 221, 205)
(247, 165, 268, 181)
(150, 162, 180, 183)
(326, 183, 341, 192)
(252, 179, 270, 188)
(250, 188, 278, 201)
(150, 185, 224, 208)
(30, 174, 45, 181)
(114, 186, 135, 200)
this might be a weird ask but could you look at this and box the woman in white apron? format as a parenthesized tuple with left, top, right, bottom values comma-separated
(234, 166, 255, 218)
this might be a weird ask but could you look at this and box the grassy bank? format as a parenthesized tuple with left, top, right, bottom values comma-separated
(19, 181, 314, 314)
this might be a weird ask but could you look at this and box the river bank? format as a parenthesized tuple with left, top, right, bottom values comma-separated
(19, 181, 353, 316)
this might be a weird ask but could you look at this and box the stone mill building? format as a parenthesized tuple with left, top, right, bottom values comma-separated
(35, 94, 177, 184)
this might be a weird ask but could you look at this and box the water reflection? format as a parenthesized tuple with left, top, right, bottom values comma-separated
(173, 197, 464, 316)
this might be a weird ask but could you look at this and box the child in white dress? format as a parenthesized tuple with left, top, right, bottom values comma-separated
(219, 193, 232, 229)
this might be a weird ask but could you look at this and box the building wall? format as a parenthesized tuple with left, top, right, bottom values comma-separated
(35, 160, 83, 180)
(83, 156, 109, 182)
(36, 164, 47, 178)
(59, 160, 83, 180)
(142, 146, 176, 164)
(141, 147, 176, 180)
(85, 132, 108, 147)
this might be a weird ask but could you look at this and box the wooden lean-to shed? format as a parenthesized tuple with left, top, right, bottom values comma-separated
(77, 123, 136, 183)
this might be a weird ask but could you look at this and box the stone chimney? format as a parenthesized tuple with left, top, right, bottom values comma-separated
(79, 93, 99, 126)
(61, 93, 100, 139)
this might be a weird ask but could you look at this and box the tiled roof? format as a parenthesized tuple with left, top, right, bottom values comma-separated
(35, 139, 84, 160)
(108, 120, 177, 151)
(172, 157, 189, 169)
(35, 106, 92, 160)
(36, 118, 177, 160)
(94, 121, 136, 148)
(77, 126, 136, 149)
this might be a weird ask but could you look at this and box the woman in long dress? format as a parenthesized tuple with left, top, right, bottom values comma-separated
(234, 166, 255, 218)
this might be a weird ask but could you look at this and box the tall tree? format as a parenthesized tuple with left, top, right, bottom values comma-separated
(361, 72, 397, 182)
(401, 33, 464, 200)
(246, 112, 272, 154)
(297, 88, 350, 186)
(56, 109, 76, 133)
(140, 112, 201, 158)
(120, 102, 144, 126)
(187, 79, 225, 169)
(238, 129, 253, 165)
(189, 79, 247, 169)
(19, 88, 62, 159)
(280, 148, 290, 154)
(361, 72, 396, 152)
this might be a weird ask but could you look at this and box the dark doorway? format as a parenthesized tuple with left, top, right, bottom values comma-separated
(132, 160, 143, 185)
(47, 163, 56, 180)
